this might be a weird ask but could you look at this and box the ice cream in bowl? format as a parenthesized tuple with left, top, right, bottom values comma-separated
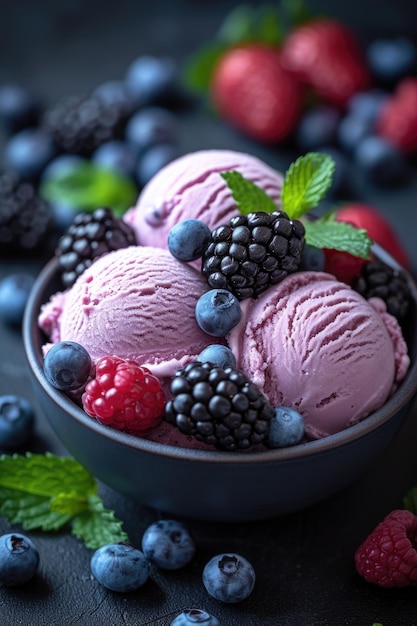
(23, 149, 417, 522)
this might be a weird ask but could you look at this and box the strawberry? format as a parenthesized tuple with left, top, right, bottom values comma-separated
(376, 77, 417, 154)
(281, 18, 371, 107)
(210, 43, 303, 144)
(355, 509, 417, 587)
(335, 202, 411, 270)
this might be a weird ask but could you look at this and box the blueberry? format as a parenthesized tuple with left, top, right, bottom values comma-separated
(40, 153, 87, 183)
(0, 395, 35, 449)
(92, 79, 139, 115)
(298, 244, 325, 272)
(0, 83, 41, 135)
(137, 143, 180, 187)
(347, 89, 389, 122)
(197, 344, 236, 369)
(4, 127, 56, 180)
(0, 533, 39, 586)
(168, 219, 211, 262)
(265, 406, 305, 448)
(354, 135, 408, 187)
(170, 609, 220, 626)
(295, 105, 340, 152)
(125, 106, 177, 154)
(141, 520, 195, 570)
(337, 113, 374, 154)
(0, 273, 35, 327)
(202, 553, 255, 603)
(125, 55, 179, 106)
(195, 289, 242, 337)
(43, 341, 92, 390)
(92, 140, 137, 179)
(367, 37, 417, 83)
(90, 542, 150, 592)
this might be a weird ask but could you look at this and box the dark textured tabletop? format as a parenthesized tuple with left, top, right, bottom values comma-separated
(2, 1, 417, 624)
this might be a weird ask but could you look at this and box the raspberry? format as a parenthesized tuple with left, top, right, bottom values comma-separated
(82, 356, 166, 434)
(355, 509, 417, 587)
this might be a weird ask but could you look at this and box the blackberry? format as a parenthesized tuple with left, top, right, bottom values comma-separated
(352, 258, 411, 323)
(202, 211, 305, 300)
(0, 170, 52, 256)
(56, 207, 137, 288)
(165, 361, 274, 451)
(41, 94, 129, 157)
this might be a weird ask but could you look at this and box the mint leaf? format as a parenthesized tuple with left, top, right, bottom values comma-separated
(39, 162, 138, 217)
(221, 170, 277, 215)
(0, 486, 72, 531)
(217, 4, 257, 45)
(182, 41, 227, 94)
(0, 453, 129, 548)
(281, 152, 335, 219)
(255, 4, 283, 45)
(0, 452, 96, 498)
(71, 494, 129, 549)
(304, 215, 372, 259)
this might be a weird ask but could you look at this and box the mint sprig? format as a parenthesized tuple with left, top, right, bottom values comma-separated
(39, 161, 138, 217)
(281, 152, 335, 219)
(0, 453, 128, 549)
(221, 151, 373, 259)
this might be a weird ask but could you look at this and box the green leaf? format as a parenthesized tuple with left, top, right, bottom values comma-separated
(0, 453, 97, 499)
(281, 152, 335, 219)
(71, 494, 129, 549)
(182, 41, 227, 94)
(0, 487, 72, 531)
(304, 215, 372, 259)
(221, 170, 277, 215)
(255, 4, 283, 45)
(404, 487, 417, 515)
(39, 162, 138, 217)
(0, 453, 129, 548)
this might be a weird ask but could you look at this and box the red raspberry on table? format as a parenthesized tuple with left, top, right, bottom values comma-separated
(82, 356, 166, 434)
(210, 43, 303, 144)
(281, 18, 370, 107)
(376, 77, 417, 154)
(355, 509, 417, 587)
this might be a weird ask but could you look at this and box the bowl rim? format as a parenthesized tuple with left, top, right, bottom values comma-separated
(23, 244, 417, 466)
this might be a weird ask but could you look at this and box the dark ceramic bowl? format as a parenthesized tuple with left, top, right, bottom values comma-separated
(23, 245, 417, 522)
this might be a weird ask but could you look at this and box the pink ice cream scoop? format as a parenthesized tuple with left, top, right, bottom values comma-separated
(39, 246, 215, 380)
(227, 271, 410, 439)
(124, 149, 283, 248)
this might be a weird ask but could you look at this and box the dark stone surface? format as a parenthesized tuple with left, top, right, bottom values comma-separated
(2, 1, 417, 624)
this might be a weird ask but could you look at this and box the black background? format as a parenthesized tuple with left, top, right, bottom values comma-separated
(2, 1, 417, 624)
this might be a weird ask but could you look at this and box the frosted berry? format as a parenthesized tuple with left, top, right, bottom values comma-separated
(168, 219, 211, 262)
(165, 361, 274, 451)
(202, 553, 255, 603)
(195, 289, 241, 337)
(141, 520, 195, 570)
(0, 395, 35, 449)
(0, 533, 39, 586)
(355, 509, 417, 587)
(265, 406, 305, 448)
(43, 341, 92, 391)
(82, 356, 166, 434)
(170, 609, 220, 626)
(91, 542, 150, 592)
(197, 344, 236, 370)
(0, 273, 35, 327)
